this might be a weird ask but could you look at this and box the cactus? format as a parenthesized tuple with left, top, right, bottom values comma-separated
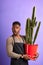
(33, 22, 41, 44)
(26, 6, 41, 44)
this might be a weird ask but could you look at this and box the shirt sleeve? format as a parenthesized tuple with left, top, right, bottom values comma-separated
(6, 37, 22, 59)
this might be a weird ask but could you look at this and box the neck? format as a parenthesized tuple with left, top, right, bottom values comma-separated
(13, 33, 20, 37)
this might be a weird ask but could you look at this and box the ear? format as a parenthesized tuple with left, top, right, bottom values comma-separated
(20, 26, 21, 30)
(12, 26, 13, 32)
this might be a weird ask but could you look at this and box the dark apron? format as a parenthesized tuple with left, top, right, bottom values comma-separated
(10, 42, 28, 65)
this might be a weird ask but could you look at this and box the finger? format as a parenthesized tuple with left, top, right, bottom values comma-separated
(28, 55, 31, 57)
(21, 56, 23, 58)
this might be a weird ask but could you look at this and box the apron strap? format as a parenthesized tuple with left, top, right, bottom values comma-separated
(11, 35, 25, 43)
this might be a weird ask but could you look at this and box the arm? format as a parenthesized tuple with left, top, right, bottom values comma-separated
(6, 37, 22, 59)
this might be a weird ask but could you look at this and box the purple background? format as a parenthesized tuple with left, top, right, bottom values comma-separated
(0, 0, 43, 65)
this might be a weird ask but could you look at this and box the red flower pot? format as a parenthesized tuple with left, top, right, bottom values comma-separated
(24, 44, 38, 60)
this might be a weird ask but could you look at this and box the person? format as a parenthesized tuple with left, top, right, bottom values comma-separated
(6, 21, 39, 65)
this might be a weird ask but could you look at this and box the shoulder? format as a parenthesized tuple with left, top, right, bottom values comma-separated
(7, 36, 13, 41)
(6, 36, 14, 43)
(20, 35, 26, 39)
(20, 35, 26, 41)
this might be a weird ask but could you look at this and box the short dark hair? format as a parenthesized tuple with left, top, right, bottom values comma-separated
(12, 21, 21, 26)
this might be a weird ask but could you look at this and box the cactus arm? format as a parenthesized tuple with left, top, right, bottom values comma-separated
(32, 6, 35, 21)
(30, 27, 32, 44)
(26, 18, 32, 44)
(26, 18, 30, 43)
(33, 22, 41, 44)
(31, 7, 36, 43)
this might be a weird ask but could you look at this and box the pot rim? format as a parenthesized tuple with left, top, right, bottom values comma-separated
(24, 43, 38, 46)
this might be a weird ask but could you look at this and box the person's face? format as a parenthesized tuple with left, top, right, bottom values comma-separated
(12, 24, 21, 35)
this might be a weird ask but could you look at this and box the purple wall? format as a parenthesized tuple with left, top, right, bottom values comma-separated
(0, 0, 43, 65)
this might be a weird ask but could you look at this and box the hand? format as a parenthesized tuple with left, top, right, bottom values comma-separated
(32, 53, 39, 61)
(17, 54, 22, 59)
(22, 54, 30, 60)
